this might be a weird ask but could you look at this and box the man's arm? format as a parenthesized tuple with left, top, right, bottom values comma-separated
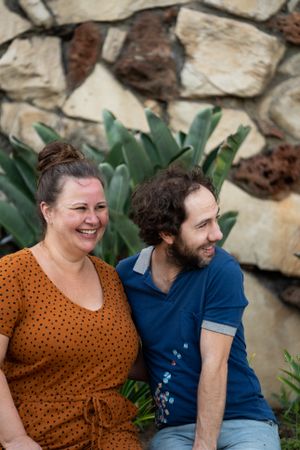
(192, 328, 233, 450)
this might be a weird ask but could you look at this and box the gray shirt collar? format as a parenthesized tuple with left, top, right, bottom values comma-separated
(133, 246, 154, 274)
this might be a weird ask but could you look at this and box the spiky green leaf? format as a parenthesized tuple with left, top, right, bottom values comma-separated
(32, 122, 62, 144)
(82, 143, 106, 164)
(145, 108, 180, 167)
(102, 109, 120, 148)
(113, 121, 152, 185)
(175, 131, 187, 148)
(107, 164, 130, 212)
(0, 150, 27, 192)
(0, 175, 39, 236)
(9, 136, 38, 170)
(209, 106, 222, 138)
(105, 142, 124, 168)
(13, 155, 37, 200)
(139, 132, 161, 169)
(97, 222, 119, 265)
(217, 211, 238, 247)
(0, 201, 36, 247)
(185, 107, 212, 165)
(110, 210, 142, 255)
(206, 125, 250, 195)
(99, 162, 115, 189)
(171, 145, 194, 169)
(202, 145, 220, 175)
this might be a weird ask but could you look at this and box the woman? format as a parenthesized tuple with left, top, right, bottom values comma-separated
(0, 142, 142, 449)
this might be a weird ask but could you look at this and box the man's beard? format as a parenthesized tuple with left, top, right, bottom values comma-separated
(167, 235, 214, 270)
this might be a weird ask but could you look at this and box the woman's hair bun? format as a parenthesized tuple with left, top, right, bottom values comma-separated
(37, 141, 85, 175)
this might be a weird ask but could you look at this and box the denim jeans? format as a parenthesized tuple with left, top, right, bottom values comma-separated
(148, 419, 281, 450)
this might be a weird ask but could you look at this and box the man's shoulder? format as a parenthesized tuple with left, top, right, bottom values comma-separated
(203, 247, 244, 291)
(207, 247, 242, 277)
(116, 252, 142, 279)
(213, 246, 238, 265)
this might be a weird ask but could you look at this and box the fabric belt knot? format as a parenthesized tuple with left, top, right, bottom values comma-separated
(84, 394, 114, 449)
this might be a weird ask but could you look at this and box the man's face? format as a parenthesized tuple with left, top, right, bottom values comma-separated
(167, 186, 223, 269)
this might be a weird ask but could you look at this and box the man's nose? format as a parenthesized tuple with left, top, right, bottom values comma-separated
(209, 222, 223, 242)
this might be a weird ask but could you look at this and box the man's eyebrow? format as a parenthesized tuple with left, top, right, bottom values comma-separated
(195, 207, 220, 226)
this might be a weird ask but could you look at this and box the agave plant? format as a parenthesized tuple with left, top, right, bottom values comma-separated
(274, 351, 300, 448)
(0, 136, 40, 249)
(0, 106, 250, 265)
(89, 106, 250, 264)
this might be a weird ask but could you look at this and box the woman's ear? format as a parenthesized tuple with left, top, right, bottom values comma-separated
(159, 231, 175, 245)
(40, 202, 52, 225)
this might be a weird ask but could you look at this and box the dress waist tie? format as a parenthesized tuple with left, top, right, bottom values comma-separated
(84, 394, 114, 450)
(14, 390, 138, 449)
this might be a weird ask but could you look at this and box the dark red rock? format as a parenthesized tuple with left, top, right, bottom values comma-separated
(114, 12, 178, 101)
(231, 143, 300, 199)
(269, 12, 300, 45)
(280, 285, 300, 309)
(162, 7, 179, 24)
(67, 22, 101, 91)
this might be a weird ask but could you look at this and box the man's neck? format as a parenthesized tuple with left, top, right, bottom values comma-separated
(150, 243, 181, 293)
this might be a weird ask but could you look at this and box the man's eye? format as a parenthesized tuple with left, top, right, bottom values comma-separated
(75, 207, 86, 211)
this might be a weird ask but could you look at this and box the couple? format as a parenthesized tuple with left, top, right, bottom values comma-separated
(0, 142, 280, 449)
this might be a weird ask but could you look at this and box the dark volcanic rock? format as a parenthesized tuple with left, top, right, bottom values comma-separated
(114, 12, 178, 101)
(67, 22, 101, 91)
(231, 144, 300, 199)
(269, 12, 300, 45)
(280, 285, 300, 309)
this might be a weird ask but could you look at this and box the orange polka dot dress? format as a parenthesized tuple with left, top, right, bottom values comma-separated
(0, 249, 142, 449)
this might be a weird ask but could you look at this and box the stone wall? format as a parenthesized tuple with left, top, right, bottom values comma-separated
(0, 0, 299, 403)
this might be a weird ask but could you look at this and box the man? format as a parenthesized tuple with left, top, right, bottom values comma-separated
(117, 165, 281, 450)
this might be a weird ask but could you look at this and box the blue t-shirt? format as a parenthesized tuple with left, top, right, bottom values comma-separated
(117, 246, 276, 427)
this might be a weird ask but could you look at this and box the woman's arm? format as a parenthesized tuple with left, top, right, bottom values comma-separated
(0, 334, 41, 450)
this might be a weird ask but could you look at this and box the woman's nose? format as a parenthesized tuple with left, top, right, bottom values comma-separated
(85, 210, 99, 224)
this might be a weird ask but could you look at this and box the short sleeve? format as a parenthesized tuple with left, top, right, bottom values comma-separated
(0, 255, 23, 337)
(202, 260, 248, 336)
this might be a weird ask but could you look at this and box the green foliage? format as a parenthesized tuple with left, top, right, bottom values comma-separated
(281, 437, 300, 450)
(0, 137, 40, 249)
(90, 106, 250, 264)
(0, 107, 250, 264)
(274, 351, 300, 446)
(120, 380, 154, 429)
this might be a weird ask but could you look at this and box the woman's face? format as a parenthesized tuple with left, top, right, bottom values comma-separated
(41, 176, 109, 257)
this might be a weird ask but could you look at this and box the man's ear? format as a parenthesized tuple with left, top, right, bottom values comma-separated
(159, 231, 175, 245)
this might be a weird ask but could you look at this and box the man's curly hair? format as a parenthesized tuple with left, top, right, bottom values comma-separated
(130, 165, 216, 246)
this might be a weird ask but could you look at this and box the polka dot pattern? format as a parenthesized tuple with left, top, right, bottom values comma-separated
(0, 249, 141, 449)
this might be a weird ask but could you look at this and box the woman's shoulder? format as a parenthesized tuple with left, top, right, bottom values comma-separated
(0, 248, 32, 270)
(89, 255, 117, 275)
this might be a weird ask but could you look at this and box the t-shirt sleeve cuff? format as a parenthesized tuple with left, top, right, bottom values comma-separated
(201, 320, 237, 336)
